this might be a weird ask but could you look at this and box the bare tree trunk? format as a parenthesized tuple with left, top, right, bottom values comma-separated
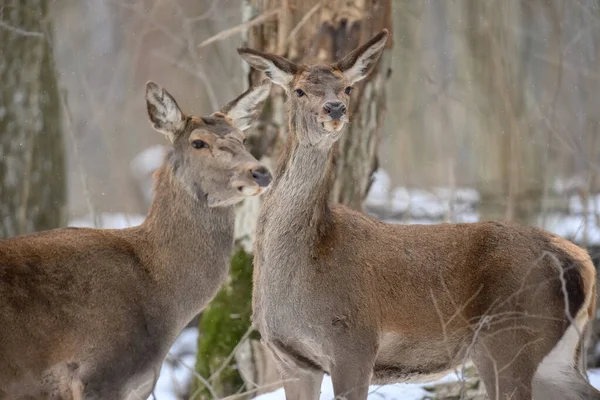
(0, 0, 66, 238)
(462, 0, 543, 225)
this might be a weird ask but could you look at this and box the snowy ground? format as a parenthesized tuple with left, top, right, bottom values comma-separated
(256, 370, 600, 399)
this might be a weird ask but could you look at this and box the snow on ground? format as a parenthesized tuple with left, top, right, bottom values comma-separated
(366, 168, 600, 244)
(254, 373, 462, 400)
(151, 328, 198, 400)
(69, 212, 146, 229)
(544, 213, 600, 244)
(253, 369, 600, 400)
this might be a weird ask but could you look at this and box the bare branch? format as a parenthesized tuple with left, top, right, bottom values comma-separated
(188, 0, 220, 23)
(286, 3, 321, 44)
(208, 326, 254, 383)
(197, 8, 282, 48)
(168, 354, 220, 400)
(0, 20, 44, 37)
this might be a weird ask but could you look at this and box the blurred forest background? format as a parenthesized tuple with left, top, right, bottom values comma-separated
(2, 0, 600, 399)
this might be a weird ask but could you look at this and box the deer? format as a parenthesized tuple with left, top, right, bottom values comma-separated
(238, 30, 600, 400)
(0, 79, 272, 399)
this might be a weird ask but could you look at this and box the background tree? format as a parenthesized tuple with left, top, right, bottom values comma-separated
(0, 0, 66, 238)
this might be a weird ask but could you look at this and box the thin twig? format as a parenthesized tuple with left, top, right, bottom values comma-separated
(173, 0, 220, 111)
(209, 326, 254, 383)
(166, 354, 220, 400)
(17, 122, 35, 234)
(188, 0, 220, 23)
(197, 8, 281, 48)
(59, 89, 100, 228)
(286, 3, 321, 44)
(107, 0, 183, 45)
(43, 23, 99, 227)
(0, 20, 44, 37)
(220, 378, 296, 400)
(277, 0, 291, 54)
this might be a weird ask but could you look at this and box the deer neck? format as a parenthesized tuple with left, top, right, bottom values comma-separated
(260, 108, 334, 245)
(141, 162, 234, 322)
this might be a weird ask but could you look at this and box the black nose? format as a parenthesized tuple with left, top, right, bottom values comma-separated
(251, 166, 272, 188)
(323, 101, 347, 120)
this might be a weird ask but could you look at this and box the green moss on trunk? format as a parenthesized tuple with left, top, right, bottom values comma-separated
(0, 0, 66, 238)
(192, 245, 258, 399)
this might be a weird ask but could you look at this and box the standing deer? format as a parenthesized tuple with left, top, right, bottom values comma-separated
(0, 80, 272, 399)
(238, 31, 600, 400)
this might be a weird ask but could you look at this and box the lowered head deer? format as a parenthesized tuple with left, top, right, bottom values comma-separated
(239, 31, 599, 400)
(0, 80, 272, 399)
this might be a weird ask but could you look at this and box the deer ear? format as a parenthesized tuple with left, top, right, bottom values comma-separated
(334, 29, 389, 85)
(237, 48, 298, 88)
(219, 80, 271, 131)
(145, 81, 185, 142)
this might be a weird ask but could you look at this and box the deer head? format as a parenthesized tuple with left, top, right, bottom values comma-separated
(237, 30, 388, 146)
(145, 80, 272, 207)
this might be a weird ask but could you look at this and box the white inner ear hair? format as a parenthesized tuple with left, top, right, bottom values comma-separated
(343, 41, 387, 84)
(227, 83, 271, 130)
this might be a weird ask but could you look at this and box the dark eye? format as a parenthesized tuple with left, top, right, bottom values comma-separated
(192, 140, 209, 149)
(243, 138, 248, 145)
(345, 86, 353, 95)
(295, 88, 305, 97)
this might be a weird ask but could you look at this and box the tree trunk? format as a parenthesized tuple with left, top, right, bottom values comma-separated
(192, 0, 392, 397)
(461, 0, 543, 225)
(0, 0, 66, 238)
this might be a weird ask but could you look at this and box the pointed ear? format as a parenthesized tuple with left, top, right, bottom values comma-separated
(334, 29, 389, 85)
(218, 80, 271, 131)
(145, 81, 185, 142)
(237, 48, 298, 88)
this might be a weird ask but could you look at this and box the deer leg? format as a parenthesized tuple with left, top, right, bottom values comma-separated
(329, 346, 376, 400)
(472, 332, 543, 400)
(280, 366, 324, 400)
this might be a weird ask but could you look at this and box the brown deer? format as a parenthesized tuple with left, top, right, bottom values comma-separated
(0, 80, 272, 399)
(238, 31, 600, 400)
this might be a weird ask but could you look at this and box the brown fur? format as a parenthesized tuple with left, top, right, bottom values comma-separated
(0, 81, 272, 399)
(240, 31, 600, 400)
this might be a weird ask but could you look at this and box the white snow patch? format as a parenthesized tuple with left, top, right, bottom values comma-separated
(254, 372, 463, 400)
(130, 145, 168, 205)
(543, 213, 600, 245)
(151, 328, 199, 400)
(254, 369, 600, 400)
(588, 369, 600, 389)
(130, 144, 167, 177)
(569, 194, 600, 214)
(389, 187, 477, 219)
(69, 212, 145, 229)
(365, 169, 391, 208)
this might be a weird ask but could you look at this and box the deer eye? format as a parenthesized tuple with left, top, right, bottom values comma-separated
(295, 89, 305, 97)
(192, 140, 209, 149)
(243, 138, 248, 145)
(345, 87, 353, 95)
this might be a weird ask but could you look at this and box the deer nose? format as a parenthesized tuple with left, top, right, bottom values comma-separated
(323, 101, 347, 120)
(250, 166, 272, 187)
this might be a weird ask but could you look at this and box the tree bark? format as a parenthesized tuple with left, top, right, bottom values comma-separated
(0, 0, 66, 238)
(461, 0, 543, 225)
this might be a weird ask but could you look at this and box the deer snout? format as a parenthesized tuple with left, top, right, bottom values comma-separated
(323, 101, 347, 121)
(250, 165, 272, 188)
